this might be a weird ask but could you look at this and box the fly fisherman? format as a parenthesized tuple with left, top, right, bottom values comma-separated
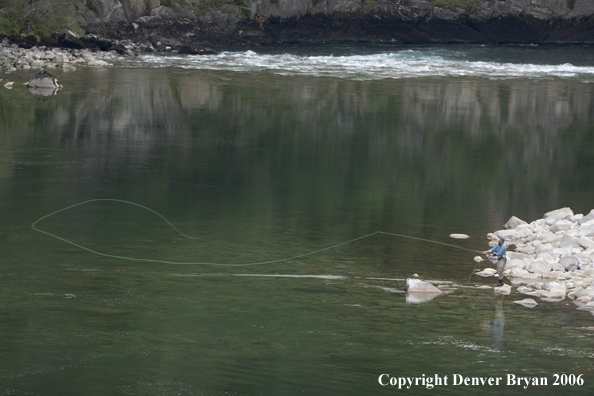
(482, 237, 507, 287)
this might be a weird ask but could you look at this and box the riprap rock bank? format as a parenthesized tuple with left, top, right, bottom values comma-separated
(482, 207, 594, 313)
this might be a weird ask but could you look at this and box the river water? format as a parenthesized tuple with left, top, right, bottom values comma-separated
(1, 44, 594, 395)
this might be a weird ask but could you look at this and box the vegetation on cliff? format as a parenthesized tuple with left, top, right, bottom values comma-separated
(0, 0, 82, 36)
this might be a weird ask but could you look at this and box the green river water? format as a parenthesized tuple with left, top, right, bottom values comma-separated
(1, 46, 594, 395)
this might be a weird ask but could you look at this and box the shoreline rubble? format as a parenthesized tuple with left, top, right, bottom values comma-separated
(478, 207, 594, 314)
(0, 39, 135, 73)
(0, 31, 217, 74)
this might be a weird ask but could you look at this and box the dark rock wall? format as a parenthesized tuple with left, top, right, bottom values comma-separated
(78, 0, 594, 45)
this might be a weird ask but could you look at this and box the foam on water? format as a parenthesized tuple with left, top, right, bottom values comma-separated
(138, 48, 594, 81)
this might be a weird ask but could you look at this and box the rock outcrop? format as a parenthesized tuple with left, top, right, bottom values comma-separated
(3, 1, 594, 52)
(73, 0, 594, 47)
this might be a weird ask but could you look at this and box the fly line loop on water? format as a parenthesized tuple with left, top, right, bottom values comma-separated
(31, 199, 481, 267)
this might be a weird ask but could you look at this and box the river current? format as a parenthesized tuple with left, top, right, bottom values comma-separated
(1, 44, 594, 395)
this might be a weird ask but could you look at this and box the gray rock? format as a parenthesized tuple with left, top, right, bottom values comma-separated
(26, 70, 62, 89)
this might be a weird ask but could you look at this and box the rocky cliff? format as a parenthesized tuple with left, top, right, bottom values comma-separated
(76, 0, 594, 47)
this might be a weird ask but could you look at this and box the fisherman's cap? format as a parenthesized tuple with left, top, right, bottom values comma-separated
(499, 237, 505, 242)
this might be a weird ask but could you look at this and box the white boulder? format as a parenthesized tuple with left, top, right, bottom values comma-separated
(576, 295, 592, 304)
(579, 209, 594, 225)
(540, 288, 566, 299)
(505, 216, 527, 229)
(550, 220, 573, 233)
(476, 268, 497, 277)
(507, 251, 527, 260)
(87, 59, 110, 67)
(559, 234, 582, 249)
(406, 279, 443, 294)
(544, 207, 574, 220)
(508, 268, 529, 278)
(515, 245, 535, 254)
(539, 233, 562, 244)
(494, 284, 512, 294)
(526, 259, 552, 274)
(517, 286, 534, 294)
(543, 281, 566, 292)
(579, 237, 594, 250)
(559, 256, 580, 271)
(542, 270, 564, 280)
(578, 226, 594, 238)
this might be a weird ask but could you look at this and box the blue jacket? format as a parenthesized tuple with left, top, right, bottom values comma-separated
(491, 243, 507, 258)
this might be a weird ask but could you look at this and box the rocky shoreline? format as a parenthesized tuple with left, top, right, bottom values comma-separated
(477, 207, 594, 313)
(0, 34, 214, 74)
(1, 41, 128, 73)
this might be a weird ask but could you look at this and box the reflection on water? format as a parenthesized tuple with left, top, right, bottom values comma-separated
(1, 59, 594, 395)
(490, 297, 505, 351)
